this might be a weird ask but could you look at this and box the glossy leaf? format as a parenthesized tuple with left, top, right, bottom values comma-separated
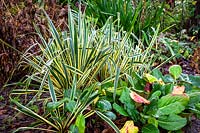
(113, 103, 128, 116)
(188, 92, 200, 107)
(143, 99, 158, 115)
(158, 94, 189, 108)
(142, 124, 159, 133)
(69, 125, 78, 133)
(155, 94, 189, 116)
(97, 100, 112, 111)
(104, 111, 117, 120)
(47, 97, 69, 111)
(169, 65, 182, 79)
(149, 91, 161, 101)
(156, 102, 185, 116)
(120, 88, 139, 121)
(163, 75, 174, 83)
(119, 88, 133, 104)
(158, 114, 187, 131)
(75, 114, 85, 133)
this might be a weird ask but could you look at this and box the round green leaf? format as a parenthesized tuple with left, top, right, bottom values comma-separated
(104, 111, 117, 120)
(97, 100, 112, 111)
(169, 65, 182, 79)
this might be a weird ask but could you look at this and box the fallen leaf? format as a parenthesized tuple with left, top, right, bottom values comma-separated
(172, 86, 185, 95)
(120, 120, 139, 133)
(130, 91, 150, 104)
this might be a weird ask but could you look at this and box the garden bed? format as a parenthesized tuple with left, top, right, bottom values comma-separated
(0, 0, 200, 133)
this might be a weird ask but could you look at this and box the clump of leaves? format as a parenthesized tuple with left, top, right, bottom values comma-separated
(11, 78, 99, 133)
(10, 2, 160, 132)
(104, 65, 200, 132)
(85, 0, 164, 38)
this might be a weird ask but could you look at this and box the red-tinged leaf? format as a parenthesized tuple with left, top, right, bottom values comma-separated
(172, 86, 185, 95)
(144, 82, 152, 93)
(130, 91, 150, 104)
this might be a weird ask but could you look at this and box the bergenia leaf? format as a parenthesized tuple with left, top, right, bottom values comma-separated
(120, 121, 139, 133)
(158, 114, 187, 131)
(172, 86, 185, 95)
(144, 73, 158, 83)
(142, 124, 159, 133)
(169, 65, 182, 79)
(130, 91, 150, 104)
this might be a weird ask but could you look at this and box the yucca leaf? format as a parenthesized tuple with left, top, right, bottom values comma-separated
(11, 98, 59, 130)
(44, 10, 63, 50)
(70, 75, 77, 100)
(13, 127, 57, 133)
(113, 66, 120, 101)
(96, 111, 120, 133)
(48, 75, 57, 102)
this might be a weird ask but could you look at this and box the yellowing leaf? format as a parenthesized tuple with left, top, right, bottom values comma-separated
(172, 86, 185, 95)
(130, 91, 150, 104)
(94, 96, 99, 104)
(158, 78, 165, 85)
(120, 121, 139, 133)
(144, 73, 158, 83)
(190, 36, 196, 41)
(192, 1, 197, 5)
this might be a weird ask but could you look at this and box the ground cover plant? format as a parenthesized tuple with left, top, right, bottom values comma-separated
(0, 0, 200, 133)
(95, 64, 200, 132)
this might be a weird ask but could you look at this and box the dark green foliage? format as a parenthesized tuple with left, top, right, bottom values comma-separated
(85, 0, 164, 37)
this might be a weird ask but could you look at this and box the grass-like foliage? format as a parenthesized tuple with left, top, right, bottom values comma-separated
(85, 0, 164, 37)
(10, 6, 160, 132)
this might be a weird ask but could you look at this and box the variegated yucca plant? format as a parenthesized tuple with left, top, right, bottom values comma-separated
(10, 5, 159, 132)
